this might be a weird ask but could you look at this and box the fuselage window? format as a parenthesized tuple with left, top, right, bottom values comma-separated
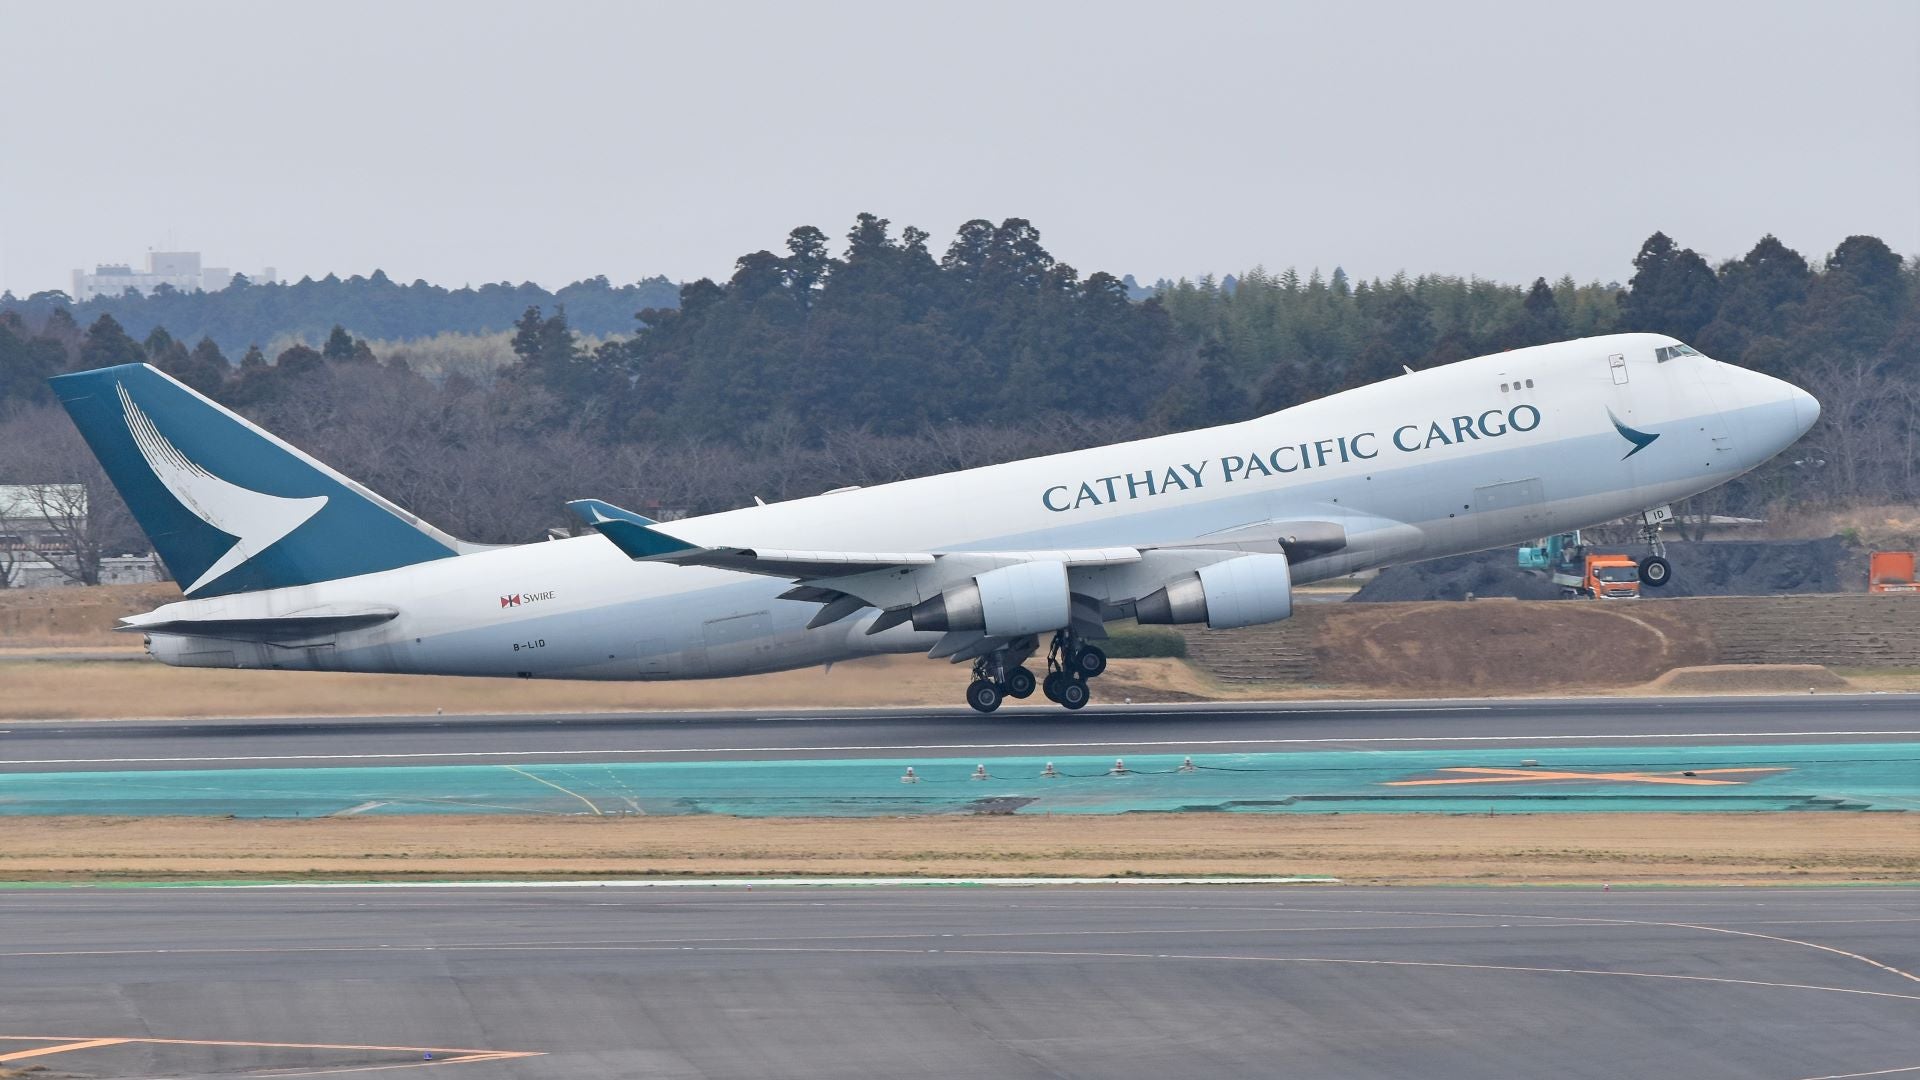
(1525, 378, 1534, 388)
(1501, 383, 1510, 392)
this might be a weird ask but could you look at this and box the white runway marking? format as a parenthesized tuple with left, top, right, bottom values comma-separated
(2, 729, 1916, 767)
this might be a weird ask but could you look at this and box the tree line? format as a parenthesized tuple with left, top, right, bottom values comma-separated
(0, 272, 679, 357)
(0, 214, 1913, 584)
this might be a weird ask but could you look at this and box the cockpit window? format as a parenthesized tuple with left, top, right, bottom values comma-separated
(1655, 343, 1702, 363)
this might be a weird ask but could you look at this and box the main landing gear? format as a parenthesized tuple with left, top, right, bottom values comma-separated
(963, 647, 1036, 715)
(1041, 630, 1105, 712)
(961, 630, 1109, 713)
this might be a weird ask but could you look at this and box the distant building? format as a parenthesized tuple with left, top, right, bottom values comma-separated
(0, 484, 164, 588)
(71, 251, 279, 301)
(0, 484, 85, 555)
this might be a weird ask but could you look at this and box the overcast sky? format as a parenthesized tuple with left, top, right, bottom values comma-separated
(2, 0, 1915, 297)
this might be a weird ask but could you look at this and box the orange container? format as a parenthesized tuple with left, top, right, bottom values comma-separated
(1870, 551, 1917, 591)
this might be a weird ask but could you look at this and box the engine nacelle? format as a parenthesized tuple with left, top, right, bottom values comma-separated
(910, 561, 1071, 636)
(1134, 552, 1293, 630)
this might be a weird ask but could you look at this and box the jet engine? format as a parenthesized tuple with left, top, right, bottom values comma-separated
(1134, 552, 1293, 629)
(910, 561, 1072, 636)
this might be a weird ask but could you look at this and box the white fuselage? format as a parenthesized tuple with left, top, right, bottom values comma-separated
(139, 334, 1817, 679)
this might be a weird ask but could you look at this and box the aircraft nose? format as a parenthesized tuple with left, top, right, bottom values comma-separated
(1724, 366, 1819, 456)
(1790, 382, 1821, 437)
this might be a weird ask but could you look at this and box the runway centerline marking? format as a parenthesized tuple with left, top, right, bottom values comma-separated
(4, 729, 1918, 767)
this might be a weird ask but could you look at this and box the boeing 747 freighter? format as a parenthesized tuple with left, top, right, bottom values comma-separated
(53, 333, 1818, 711)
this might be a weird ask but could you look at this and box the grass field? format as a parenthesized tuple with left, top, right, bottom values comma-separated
(2, 813, 1913, 885)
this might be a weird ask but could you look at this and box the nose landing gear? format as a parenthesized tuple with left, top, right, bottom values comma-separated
(1637, 554, 1672, 587)
(1636, 505, 1675, 590)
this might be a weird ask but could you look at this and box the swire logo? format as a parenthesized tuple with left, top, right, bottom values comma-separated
(499, 590, 556, 608)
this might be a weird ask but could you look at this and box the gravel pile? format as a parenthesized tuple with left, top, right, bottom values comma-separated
(1352, 537, 1864, 602)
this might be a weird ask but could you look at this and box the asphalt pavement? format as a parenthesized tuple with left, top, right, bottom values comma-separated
(4, 694, 1920, 772)
(1, 884, 1915, 1079)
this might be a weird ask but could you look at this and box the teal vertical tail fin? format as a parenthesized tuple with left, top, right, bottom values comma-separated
(51, 363, 462, 597)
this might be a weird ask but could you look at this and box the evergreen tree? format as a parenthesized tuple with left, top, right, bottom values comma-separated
(175, 338, 231, 397)
(1621, 231, 1720, 339)
(322, 324, 357, 361)
(782, 226, 834, 309)
(79, 314, 145, 371)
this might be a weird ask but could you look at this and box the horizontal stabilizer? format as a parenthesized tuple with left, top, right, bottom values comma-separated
(120, 605, 399, 640)
(565, 499, 699, 559)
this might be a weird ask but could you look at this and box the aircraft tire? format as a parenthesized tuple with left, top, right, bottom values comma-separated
(966, 678, 1003, 714)
(1073, 645, 1108, 679)
(1638, 555, 1673, 588)
(1058, 677, 1089, 710)
(1006, 666, 1037, 698)
(1042, 671, 1066, 702)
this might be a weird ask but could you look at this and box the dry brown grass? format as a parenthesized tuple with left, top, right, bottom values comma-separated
(5, 656, 1911, 721)
(3, 813, 1914, 885)
(0, 655, 1256, 720)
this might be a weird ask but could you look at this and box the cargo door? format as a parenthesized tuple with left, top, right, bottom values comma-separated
(1473, 477, 1548, 544)
(700, 610, 773, 673)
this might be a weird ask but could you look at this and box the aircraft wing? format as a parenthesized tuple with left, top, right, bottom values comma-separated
(566, 499, 1150, 651)
(566, 499, 1362, 658)
(566, 499, 1139, 579)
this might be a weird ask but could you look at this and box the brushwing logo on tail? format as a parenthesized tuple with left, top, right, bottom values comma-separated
(118, 383, 327, 595)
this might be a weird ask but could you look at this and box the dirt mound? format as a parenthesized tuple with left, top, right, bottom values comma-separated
(1313, 600, 1716, 691)
(1645, 664, 1851, 694)
(1354, 537, 1863, 602)
(0, 582, 181, 646)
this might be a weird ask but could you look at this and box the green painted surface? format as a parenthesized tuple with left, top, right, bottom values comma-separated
(0, 743, 1915, 818)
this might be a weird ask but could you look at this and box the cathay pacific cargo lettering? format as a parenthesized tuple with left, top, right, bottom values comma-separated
(52, 332, 1818, 712)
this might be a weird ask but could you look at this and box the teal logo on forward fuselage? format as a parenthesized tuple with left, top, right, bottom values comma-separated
(1607, 409, 1659, 460)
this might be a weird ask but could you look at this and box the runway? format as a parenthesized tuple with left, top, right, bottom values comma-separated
(5, 694, 1920, 772)
(6, 696, 1918, 816)
(1, 883, 1916, 1079)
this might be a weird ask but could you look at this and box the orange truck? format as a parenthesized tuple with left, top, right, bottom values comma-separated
(1869, 551, 1918, 593)
(1520, 532, 1644, 599)
(1554, 551, 1642, 599)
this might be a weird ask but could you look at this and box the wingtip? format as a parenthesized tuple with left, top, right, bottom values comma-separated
(565, 498, 657, 527)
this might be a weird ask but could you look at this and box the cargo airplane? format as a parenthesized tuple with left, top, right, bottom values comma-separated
(53, 333, 1818, 712)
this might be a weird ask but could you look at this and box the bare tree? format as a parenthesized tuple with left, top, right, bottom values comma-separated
(0, 407, 141, 586)
(0, 533, 20, 588)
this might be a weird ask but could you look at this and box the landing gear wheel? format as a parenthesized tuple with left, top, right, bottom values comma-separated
(1072, 645, 1107, 679)
(1637, 555, 1673, 589)
(966, 678, 1003, 714)
(1005, 666, 1036, 699)
(1058, 677, 1089, 710)
(1042, 671, 1067, 703)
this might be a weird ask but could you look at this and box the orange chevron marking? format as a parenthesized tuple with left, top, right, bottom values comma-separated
(0, 1038, 131, 1062)
(1384, 766, 1789, 787)
(0, 1035, 541, 1070)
